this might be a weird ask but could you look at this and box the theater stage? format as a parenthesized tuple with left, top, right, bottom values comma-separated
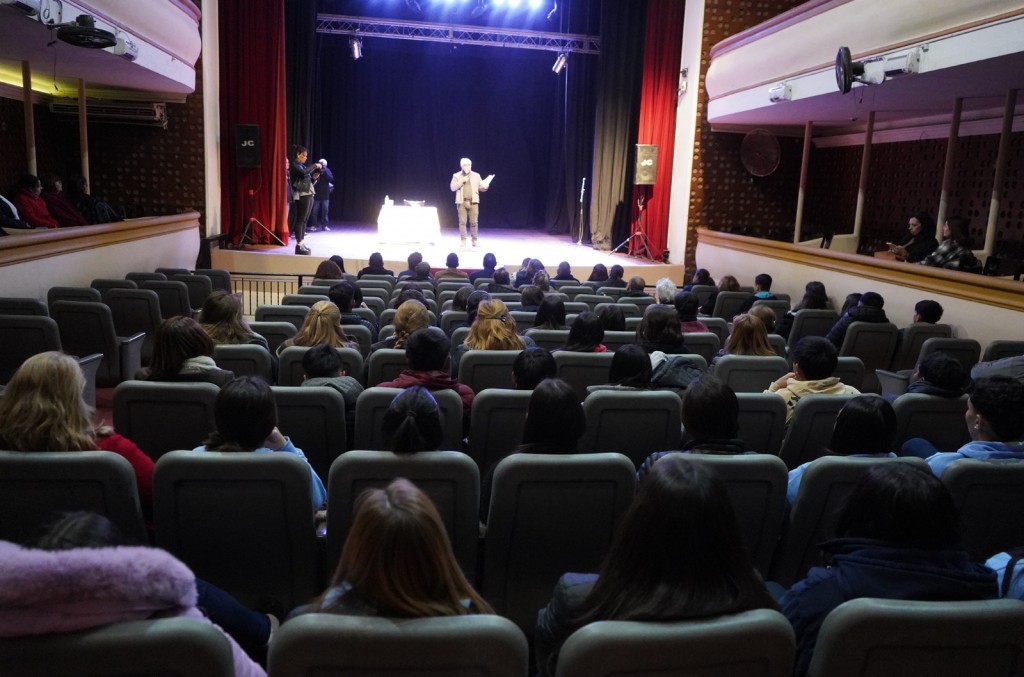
(212, 221, 685, 282)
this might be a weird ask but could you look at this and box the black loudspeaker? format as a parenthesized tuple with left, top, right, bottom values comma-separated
(236, 124, 261, 168)
(634, 144, 658, 185)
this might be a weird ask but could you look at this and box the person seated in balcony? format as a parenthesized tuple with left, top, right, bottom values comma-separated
(39, 173, 88, 228)
(887, 211, 938, 263)
(917, 217, 977, 270)
(11, 174, 58, 228)
(64, 174, 122, 225)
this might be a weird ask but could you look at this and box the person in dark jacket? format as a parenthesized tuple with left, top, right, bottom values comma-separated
(780, 463, 997, 677)
(357, 252, 394, 279)
(309, 158, 334, 232)
(377, 327, 475, 422)
(776, 281, 829, 340)
(824, 291, 889, 350)
(39, 173, 88, 228)
(887, 211, 939, 263)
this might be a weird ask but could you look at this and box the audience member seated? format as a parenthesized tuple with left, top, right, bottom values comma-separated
(195, 376, 326, 510)
(892, 299, 946, 366)
(825, 291, 889, 350)
(0, 512, 266, 677)
(532, 296, 567, 330)
(328, 281, 378, 341)
(293, 478, 492, 618)
(621, 276, 648, 298)
(536, 454, 777, 677)
(553, 261, 579, 283)
(780, 463, 996, 677)
(519, 285, 544, 312)
(448, 284, 474, 316)
(637, 376, 749, 481)
(435, 253, 470, 281)
(972, 355, 1024, 383)
(138, 316, 235, 385)
(0, 352, 154, 518)
(469, 252, 497, 283)
(277, 300, 358, 357)
(637, 306, 702, 394)
(533, 271, 552, 292)
(776, 281, 829, 340)
(397, 251, 424, 280)
(373, 300, 429, 352)
(887, 211, 938, 263)
(378, 327, 475, 422)
(708, 313, 775, 373)
(301, 343, 363, 418)
(838, 292, 861, 316)
(512, 258, 533, 288)
(10, 173, 58, 228)
(603, 264, 627, 289)
(411, 261, 434, 282)
(917, 216, 976, 270)
(329, 255, 347, 274)
(749, 304, 777, 335)
(512, 347, 557, 390)
(315, 259, 344, 280)
(486, 267, 517, 293)
(39, 173, 88, 228)
(480, 378, 585, 520)
(357, 252, 393, 279)
(654, 277, 677, 304)
(699, 274, 740, 316)
(986, 548, 1024, 601)
(389, 283, 429, 310)
(585, 262, 609, 289)
(682, 267, 714, 291)
(902, 376, 1024, 470)
(380, 386, 443, 454)
(464, 289, 491, 326)
(200, 290, 269, 350)
(587, 344, 653, 394)
(738, 273, 776, 313)
(889, 352, 967, 402)
(452, 299, 534, 377)
(64, 174, 122, 224)
(0, 193, 31, 230)
(766, 336, 860, 424)
(595, 304, 626, 332)
(562, 312, 606, 353)
(786, 395, 898, 504)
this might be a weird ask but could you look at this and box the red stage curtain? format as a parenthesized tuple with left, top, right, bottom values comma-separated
(219, 0, 289, 244)
(633, 0, 684, 260)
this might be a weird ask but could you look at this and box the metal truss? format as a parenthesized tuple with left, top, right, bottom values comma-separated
(315, 14, 600, 55)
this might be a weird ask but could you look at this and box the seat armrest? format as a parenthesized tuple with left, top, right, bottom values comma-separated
(117, 332, 146, 383)
(875, 368, 912, 398)
(76, 352, 104, 409)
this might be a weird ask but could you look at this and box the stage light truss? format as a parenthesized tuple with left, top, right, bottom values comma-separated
(315, 13, 600, 55)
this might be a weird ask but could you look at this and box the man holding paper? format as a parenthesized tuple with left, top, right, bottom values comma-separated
(450, 157, 494, 247)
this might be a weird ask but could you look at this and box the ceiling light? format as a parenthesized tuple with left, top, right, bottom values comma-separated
(552, 52, 568, 74)
(349, 37, 362, 60)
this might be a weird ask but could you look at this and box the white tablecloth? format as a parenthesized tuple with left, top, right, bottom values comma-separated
(377, 205, 441, 244)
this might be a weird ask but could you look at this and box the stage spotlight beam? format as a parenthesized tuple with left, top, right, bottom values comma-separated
(547, 1, 558, 21)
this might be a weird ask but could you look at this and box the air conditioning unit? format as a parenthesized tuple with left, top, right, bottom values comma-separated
(49, 100, 168, 128)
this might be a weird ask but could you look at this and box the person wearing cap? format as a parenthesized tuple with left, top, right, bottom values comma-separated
(310, 157, 334, 232)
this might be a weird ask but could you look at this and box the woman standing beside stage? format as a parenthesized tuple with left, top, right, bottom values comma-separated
(288, 145, 321, 256)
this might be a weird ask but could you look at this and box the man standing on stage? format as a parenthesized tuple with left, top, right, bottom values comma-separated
(450, 157, 494, 247)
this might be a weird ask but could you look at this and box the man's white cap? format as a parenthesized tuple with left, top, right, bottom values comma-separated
(318, 159, 328, 165)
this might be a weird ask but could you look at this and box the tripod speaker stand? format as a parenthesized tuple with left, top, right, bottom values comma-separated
(239, 185, 284, 247)
(612, 190, 655, 261)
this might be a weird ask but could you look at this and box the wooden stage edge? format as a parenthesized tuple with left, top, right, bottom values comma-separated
(212, 222, 685, 282)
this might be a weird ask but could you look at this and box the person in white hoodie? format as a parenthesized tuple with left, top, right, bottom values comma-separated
(765, 336, 860, 424)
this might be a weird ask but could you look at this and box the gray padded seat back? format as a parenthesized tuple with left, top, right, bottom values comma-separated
(839, 321, 899, 393)
(736, 392, 788, 455)
(778, 393, 860, 469)
(278, 346, 363, 387)
(341, 323, 373, 357)
(682, 331, 721, 363)
(557, 610, 795, 677)
(380, 307, 437, 328)
(140, 280, 193, 319)
(90, 278, 138, 300)
(0, 297, 48, 316)
(297, 285, 331, 296)
(687, 454, 789, 574)
(786, 309, 838, 348)
(563, 301, 589, 314)
(467, 388, 532, 475)
(554, 351, 615, 400)
(701, 316, 729, 344)
(436, 280, 472, 294)
(154, 450, 318, 612)
(983, 340, 1024, 362)
(281, 293, 329, 307)
(714, 355, 790, 393)
(268, 614, 528, 677)
(271, 385, 348, 481)
(767, 333, 787, 357)
(833, 356, 865, 390)
(523, 328, 570, 351)
(439, 310, 468, 334)
(892, 393, 970, 450)
(50, 300, 124, 386)
(348, 306, 378, 325)
(601, 330, 637, 353)
(509, 311, 536, 327)
(752, 298, 792, 318)
(579, 390, 682, 467)
(890, 322, 954, 371)
(770, 456, 927, 587)
(169, 273, 213, 310)
(942, 459, 1024, 561)
(125, 271, 167, 284)
(113, 380, 219, 461)
(0, 617, 234, 677)
(558, 285, 592, 299)
(254, 304, 309, 331)
(47, 285, 101, 309)
(362, 296, 387, 319)
(326, 450, 480, 580)
(711, 291, 753, 321)
(0, 314, 62, 383)
(212, 344, 272, 381)
(806, 598, 1024, 677)
(482, 453, 636, 634)
(356, 276, 395, 292)
(573, 294, 614, 311)
(248, 321, 297, 355)
(450, 326, 471, 357)
(594, 302, 639, 318)
(106, 288, 162, 365)
(918, 337, 982, 375)
(616, 295, 655, 309)
(365, 348, 408, 386)
(353, 387, 463, 451)
(595, 286, 624, 300)
(689, 284, 716, 306)
(0, 450, 147, 546)
(357, 286, 391, 303)
(459, 349, 521, 392)
(155, 267, 190, 277)
(193, 268, 232, 293)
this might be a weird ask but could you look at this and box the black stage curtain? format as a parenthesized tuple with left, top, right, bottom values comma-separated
(589, 0, 648, 250)
(311, 37, 598, 232)
(285, 0, 317, 149)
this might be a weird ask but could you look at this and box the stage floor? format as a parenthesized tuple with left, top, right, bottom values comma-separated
(212, 221, 684, 282)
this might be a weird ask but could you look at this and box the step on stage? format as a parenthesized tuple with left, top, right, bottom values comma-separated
(212, 221, 684, 282)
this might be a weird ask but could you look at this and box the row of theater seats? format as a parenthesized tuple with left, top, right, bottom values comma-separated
(7, 597, 1024, 677)
(2, 448, 1023, 642)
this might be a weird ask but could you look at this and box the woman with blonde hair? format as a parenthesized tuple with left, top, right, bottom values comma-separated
(199, 290, 269, 350)
(370, 299, 429, 353)
(307, 478, 493, 617)
(709, 313, 776, 373)
(452, 299, 535, 377)
(0, 351, 154, 513)
(277, 300, 357, 356)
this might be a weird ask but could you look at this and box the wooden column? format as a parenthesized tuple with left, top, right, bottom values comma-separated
(984, 89, 1017, 256)
(936, 97, 962, 235)
(22, 61, 36, 175)
(793, 120, 813, 243)
(852, 111, 875, 240)
(78, 79, 90, 185)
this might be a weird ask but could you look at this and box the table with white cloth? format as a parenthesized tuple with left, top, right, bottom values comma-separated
(377, 204, 441, 244)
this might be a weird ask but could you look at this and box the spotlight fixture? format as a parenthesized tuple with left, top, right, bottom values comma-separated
(53, 14, 116, 49)
(546, 0, 558, 21)
(552, 52, 568, 74)
(349, 36, 362, 60)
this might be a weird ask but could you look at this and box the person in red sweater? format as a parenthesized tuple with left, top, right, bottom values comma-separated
(377, 327, 475, 429)
(0, 352, 153, 517)
(10, 174, 59, 228)
(40, 173, 88, 228)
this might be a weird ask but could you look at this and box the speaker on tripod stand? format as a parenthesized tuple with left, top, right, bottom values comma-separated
(235, 124, 285, 247)
(612, 144, 657, 260)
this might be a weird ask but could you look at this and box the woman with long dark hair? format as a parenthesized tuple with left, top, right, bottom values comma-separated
(138, 316, 235, 386)
(536, 454, 777, 676)
(917, 217, 976, 270)
(777, 281, 829, 340)
(562, 311, 606, 353)
(288, 145, 321, 256)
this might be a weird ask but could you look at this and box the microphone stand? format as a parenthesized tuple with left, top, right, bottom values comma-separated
(575, 177, 586, 245)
